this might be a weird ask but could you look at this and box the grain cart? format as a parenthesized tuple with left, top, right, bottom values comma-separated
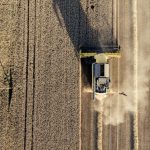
(80, 46, 120, 100)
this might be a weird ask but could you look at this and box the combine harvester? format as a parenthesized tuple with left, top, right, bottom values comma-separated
(80, 46, 121, 100)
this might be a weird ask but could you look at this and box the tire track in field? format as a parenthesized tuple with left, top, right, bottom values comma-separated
(31, 0, 36, 149)
(132, 0, 139, 149)
(24, 0, 30, 149)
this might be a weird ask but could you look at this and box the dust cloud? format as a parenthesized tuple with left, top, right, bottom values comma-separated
(94, 92, 136, 125)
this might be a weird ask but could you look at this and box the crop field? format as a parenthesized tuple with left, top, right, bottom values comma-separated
(0, 0, 81, 149)
(0, 0, 150, 150)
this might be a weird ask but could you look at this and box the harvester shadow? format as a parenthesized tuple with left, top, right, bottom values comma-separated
(52, 0, 103, 58)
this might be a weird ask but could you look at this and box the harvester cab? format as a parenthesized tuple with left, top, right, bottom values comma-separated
(93, 63, 110, 93)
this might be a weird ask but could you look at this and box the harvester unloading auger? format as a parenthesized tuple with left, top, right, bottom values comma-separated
(80, 46, 121, 100)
